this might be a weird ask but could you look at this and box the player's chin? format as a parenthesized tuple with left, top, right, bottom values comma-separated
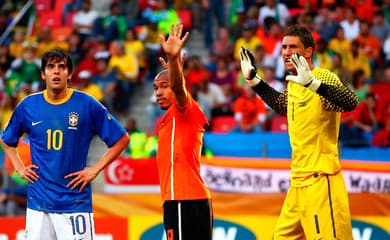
(159, 103, 170, 110)
(285, 64, 296, 73)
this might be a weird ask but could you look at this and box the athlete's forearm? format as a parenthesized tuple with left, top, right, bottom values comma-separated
(252, 81, 288, 115)
(0, 138, 25, 173)
(167, 55, 187, 108)
(92, 133, 130, 173)
(316, 83, 359, 112)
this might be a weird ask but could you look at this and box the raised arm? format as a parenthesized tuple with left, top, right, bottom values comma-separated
(240, 47, 288, 115)
(159, 23, 189, 109)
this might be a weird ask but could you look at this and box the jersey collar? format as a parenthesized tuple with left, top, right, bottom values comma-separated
(43, 88, 74, 105)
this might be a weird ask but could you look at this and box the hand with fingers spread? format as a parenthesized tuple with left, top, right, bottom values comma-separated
(65, 167, 99, 192)
(239, 47, 262, 86)
(285, 53, 321, 92)
(159, 23, 189, 59)
(16, 164, 39, 183)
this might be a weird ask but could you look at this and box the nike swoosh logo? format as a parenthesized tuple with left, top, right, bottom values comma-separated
(32, 121, 43, 126)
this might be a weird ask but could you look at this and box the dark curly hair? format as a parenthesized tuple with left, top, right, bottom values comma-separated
(41, 48, 73, 74)
(284, 25, 315, 51)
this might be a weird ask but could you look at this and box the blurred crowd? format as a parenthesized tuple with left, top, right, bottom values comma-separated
(0, 0, 390, 215)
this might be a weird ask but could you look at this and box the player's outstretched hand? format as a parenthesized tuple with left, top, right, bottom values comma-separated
(285, 53, 321, 92)
(65, 167, 99, 192)
(17, 164, 39, 183)
(159, 23, 189, 59)
(239, 47, 262, 86)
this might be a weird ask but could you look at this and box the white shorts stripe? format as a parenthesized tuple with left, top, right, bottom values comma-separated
(178, 201, 182, 240)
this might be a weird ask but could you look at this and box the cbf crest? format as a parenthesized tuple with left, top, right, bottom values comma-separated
(68, 112, 79, 129)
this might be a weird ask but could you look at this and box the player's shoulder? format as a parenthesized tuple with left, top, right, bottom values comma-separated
(313, 68, 341, 86)
(72, 89, 98, 102)
(18, 91, 44, 106)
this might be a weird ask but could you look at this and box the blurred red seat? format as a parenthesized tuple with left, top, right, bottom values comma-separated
(177, 10, 192, 30)
(35, 0, 53, 16)
(270, 115, 288, 132)
(51, 26, 73, 42)
(39, 11, 62, 30)
(211, 116, 236, 133)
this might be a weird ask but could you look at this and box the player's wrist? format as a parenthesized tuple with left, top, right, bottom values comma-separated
(246, 74, 262, 87)
(305, 77, 321, 92)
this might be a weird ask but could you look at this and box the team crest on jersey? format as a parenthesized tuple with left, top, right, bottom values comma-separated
(68, 112, 79, 128)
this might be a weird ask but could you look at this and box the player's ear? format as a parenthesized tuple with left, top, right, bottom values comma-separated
(304, 47, 313, 59)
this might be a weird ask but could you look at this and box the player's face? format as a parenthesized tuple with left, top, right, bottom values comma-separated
(153, 74, 174, 110)
(41, 59, 72, 93)
(281, 36, 306, 73)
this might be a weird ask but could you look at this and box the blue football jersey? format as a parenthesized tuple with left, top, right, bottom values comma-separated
(1, 89, 126, 212)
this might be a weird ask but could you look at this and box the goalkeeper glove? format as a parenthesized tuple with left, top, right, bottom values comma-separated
(239, 47, 262, 86)
(285, 53, 321, 92)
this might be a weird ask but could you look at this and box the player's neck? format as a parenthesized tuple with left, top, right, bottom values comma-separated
(47, 88, 70, 100)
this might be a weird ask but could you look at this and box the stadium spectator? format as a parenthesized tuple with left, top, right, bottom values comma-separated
(258, 0, 290, 28)
(371, 119, 390, 147)
(228, 7, 248, 41)
(141, 0, 180, 35)
(92, 52, 118, 112)
(0, 43, 14, 69)
(313, 38, 333, 69)
(210, 27, 234, 63)
(78, 70, 104, 102)
(72, 0, 99, 45)
(233, 22, 262, 61)
(344, 40, 371, 80)
(185, 55, 210, 90)
(383, 0, 390, 25)
(255, 20, 283, 58)
(124, 28, 146, 83)
(36, 27, 69, 58)
(371, 66, 390, 121)
(340, 7, 360, 41)
(232, 85, 267, 132)
(356, 20, 382, 71)
(8, 29, 24, 58)
(0, 49, 129, 239)
(348, 0, 376, 21)
(341, 93, 378, 147)
(92, 2, 127, 42)
(315, 5, 339, 42)
(122, 117, 148, 158)
(108, 40, 139, 113)
(330, 52, 353, 87)
(370, 10, 390, 42)
(197, 77, 230, 121)
(328, 26, 351, 57)
(10, 42, 41, 93)
(67, 31, 84, 67)
(138, 21, 165, 82)
(209, 57, 235, 102)
(73, 42, 99, 87)
(262, 64, 285, 130)
(203, 0, 226, 49)
(351, 69, 371, 103)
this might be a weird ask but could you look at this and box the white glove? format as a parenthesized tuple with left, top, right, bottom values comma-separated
(285, 53, 321, 92)
(239, 47, 262, 86)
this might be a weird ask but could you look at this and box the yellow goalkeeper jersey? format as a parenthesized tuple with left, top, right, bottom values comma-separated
(287, 68, 346, 186)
